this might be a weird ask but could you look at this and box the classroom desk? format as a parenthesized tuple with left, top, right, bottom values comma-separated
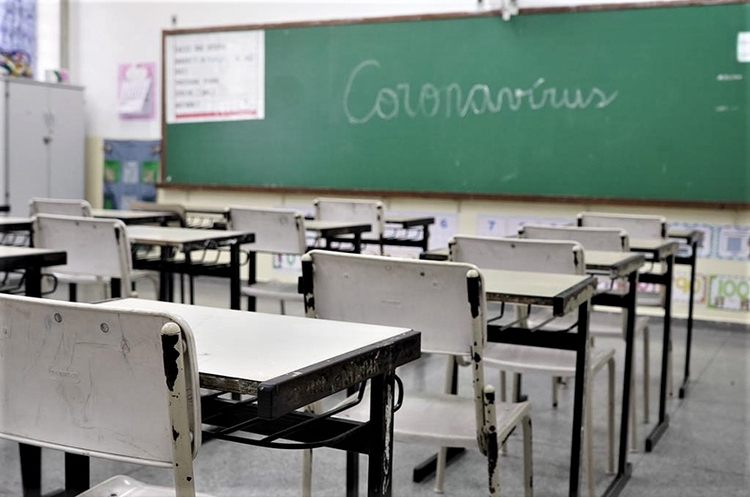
(92, 208, 181, 225)
(415, 249, 644, 496)
(484, 269, 596, 497)
(306, 220, 372, 254)
(127, 226, 254, 310)
(90, 298, 419, 497)
(628, 238, 679, 453)
(666, 228, 704, 400)
(1, 246, 67, 497)
(381, 215, 435, 253)
(0, 217, 32, 233)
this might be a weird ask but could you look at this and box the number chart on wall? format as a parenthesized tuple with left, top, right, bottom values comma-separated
(162, 2, 749, 205)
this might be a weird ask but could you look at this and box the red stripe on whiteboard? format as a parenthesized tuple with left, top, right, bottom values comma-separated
(175, 109, 258, 119)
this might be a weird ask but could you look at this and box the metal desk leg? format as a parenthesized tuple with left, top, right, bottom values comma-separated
(246, 251, 257, 312)
(602, 271, 636, 497)
(353, 234, 362, 254)
(569, 300, 590, 497)
(65, 453, 90, 495)
(646, 255, 674, 452)
(19, 444, 41, 497)
(20, 267, 42, 497)
(679, 242, 698, 399)
(230, 243, 241, 310)
(421, 225, 430, 253)
(158, 247, 170, 302)
(366, 373, 395, 497)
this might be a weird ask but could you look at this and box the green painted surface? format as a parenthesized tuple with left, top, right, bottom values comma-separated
(164, 4, 748, 203)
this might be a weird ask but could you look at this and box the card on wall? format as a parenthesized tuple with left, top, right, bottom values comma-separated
(707, 274, 750, 312)
(477, 214, 572, 238)
(715, 225, 750, 260)
(118, 62, 156, 119)
(672, 270, 707, 304)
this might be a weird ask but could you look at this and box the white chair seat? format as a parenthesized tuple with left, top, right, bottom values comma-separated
(240, 280, 302, 301)
(637, 291, 664, 307)
(78, 475, 214, 497)
(338, 391, 530, 449)
(483, 344, 614, 377)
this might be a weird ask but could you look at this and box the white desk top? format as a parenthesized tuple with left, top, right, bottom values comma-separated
(92, 209, 178, 221)
(305, 220, 372, 234)
(482, 269, 596, 316)
(0, 217, 32, 231)
(0, 246, 66, 270)
(585, 250, 645, 278)
(99, 299, 418, 417)
(630, 238, 680, 259)
(127, 226, 253, 247)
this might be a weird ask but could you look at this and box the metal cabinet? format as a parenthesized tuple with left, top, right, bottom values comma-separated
(1, 78, 85, 215)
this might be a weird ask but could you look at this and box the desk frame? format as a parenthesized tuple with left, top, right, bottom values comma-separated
(668, 229, 703, 400)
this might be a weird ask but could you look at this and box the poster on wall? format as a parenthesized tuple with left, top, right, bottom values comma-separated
(707, 274, 750, 312)
(715, 225, 750, 260)
(165, 30, 265, 124)
(672, 270, 707, 304)
(668, 222, 715, 259)
(103, 140, 160, 209)
(118, 62, 156, 119)
(0, 0, 36, 77)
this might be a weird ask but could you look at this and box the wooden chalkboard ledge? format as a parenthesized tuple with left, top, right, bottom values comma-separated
(156, 183, 749, 210)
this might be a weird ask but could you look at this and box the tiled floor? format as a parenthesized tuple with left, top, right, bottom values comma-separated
(0, 276, 748, 496)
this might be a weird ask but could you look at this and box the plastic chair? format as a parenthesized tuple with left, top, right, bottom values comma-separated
(519, 224, 653, 445)
(301, 250, 532, 496)
(313, 197, 385, 254)
(449, 235, 615, 497)
(29, 197, 92, 217)
(0, 293, 208, 497)
(130, 201, 188, 227)
(32, 214, 158, 300)
(229, 206, 307, 314)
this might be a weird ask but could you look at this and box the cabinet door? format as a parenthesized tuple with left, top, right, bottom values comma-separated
(7, 81, 50, 216)
(48, 86, 85, 200)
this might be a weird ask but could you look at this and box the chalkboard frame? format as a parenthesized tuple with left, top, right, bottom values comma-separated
(160, 0, 748, 209)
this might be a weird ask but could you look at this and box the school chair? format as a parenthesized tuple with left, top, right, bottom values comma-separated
(578, 211, 674, 395)
(0, 293, 208, 497)
(301, 250, 532, 496)
(519, 224, 653, 435)
(450, 235, 615, 497)
(32, 214, 158, 300)
(29, 197, 92, 217)
(313, 197, 385, 254)
(228, 206, 307, 314)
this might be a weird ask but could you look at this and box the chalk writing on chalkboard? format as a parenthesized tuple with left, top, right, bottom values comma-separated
(344, 59, 619, 124)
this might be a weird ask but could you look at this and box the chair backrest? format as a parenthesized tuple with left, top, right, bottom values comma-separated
(130, 201, 187, 227)
(313, 197, 385, 238)
(29, 198, 92, 217)
(32, 214, 134, 296)
(228, 206, 307, 255)
(578, 212, 666, 240)
(302, 250, 484, 357)
(450, 235, 585, 275)
(0, 293, 200, 473)
(519, 224, 629, 252)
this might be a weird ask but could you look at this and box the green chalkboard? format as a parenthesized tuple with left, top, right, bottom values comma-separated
(162, 3, 749, 205)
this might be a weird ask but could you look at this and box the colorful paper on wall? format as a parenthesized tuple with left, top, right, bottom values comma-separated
(103, 140, 160, 209)
(0, 0, 36, 77)
(672, 270, 707, 304)
(707, 274, 750, 311)
(118, 62, 156, 119)
(715, 225, 750, 260)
